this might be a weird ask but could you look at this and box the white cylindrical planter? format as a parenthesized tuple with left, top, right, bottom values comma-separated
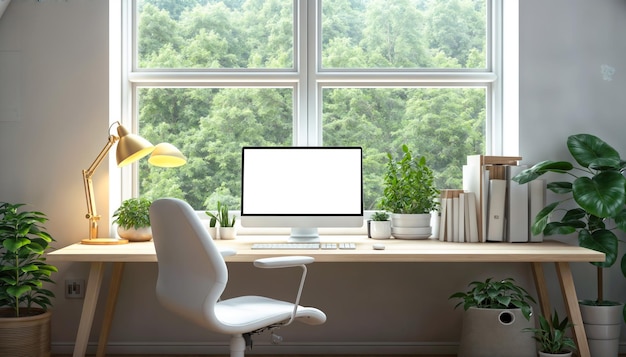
(458, 307, 536, 357)
(579, 302, 623, 357)
(219, 227, 236, 240)
(369, 220, 391, 239)
(390, 213, 432, 239)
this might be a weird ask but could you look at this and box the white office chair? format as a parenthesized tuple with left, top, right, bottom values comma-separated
(149, 198, 327, 357)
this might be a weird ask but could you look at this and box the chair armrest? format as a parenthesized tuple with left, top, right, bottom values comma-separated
(253, 256, 314, 268)
(219, 247, 237, 257)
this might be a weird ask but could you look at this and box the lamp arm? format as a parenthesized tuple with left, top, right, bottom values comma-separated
(82, 134, 119, 239)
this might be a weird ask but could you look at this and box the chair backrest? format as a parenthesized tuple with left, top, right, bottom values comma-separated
(150, 198, 227, 329)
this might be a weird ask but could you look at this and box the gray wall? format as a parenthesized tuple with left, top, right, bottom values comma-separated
(0, 0, 624, 355)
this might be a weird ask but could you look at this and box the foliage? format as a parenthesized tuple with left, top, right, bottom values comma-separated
(112, 198, 152, 230)
(0, 202, 57, 317)
(523, 310, 576, 354)
(379, 144, 440, 214)
(135, 0, 487, 210)
(512, 134, 626, 320)
(371, 211, 390, 221)
(449, 277, 536, 320)
(205, 201, 235, 228)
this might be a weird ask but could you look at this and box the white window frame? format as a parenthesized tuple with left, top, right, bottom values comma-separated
(108, 0, 518, 227)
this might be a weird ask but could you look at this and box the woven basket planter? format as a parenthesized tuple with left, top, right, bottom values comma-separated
(0, 308, 51, 357)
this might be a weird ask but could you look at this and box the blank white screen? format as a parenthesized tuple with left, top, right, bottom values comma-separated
(241, 147, 362, 215)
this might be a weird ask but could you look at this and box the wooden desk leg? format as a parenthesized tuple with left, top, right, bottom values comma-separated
(96, 262, 125, 357)
(555, 262, 590, 357)
(531, 262, 551, 318)
(73, 262, 105, 357)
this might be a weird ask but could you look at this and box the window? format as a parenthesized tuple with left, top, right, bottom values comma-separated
(118, 0, 510, 212)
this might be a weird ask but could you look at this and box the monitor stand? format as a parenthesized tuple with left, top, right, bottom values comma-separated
(287, 228, 320, 243)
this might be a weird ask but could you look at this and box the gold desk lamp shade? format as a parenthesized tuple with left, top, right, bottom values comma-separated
(81, 122, 186, 245)
(148, 142, 187, 167)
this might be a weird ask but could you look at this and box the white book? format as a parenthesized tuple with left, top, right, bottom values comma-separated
(529, 179, 546, 242)
(452, 197, 459, 242)
(506, 165, 529, 242)
(487, 179, 507, 242)
(445, 198, 453, 242)
(466, 191, 479, 242)
(458, 193, 466, 243)
(439, 195, 448, 241)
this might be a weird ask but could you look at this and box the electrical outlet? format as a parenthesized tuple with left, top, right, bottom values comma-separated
(65, 279, 85, 299)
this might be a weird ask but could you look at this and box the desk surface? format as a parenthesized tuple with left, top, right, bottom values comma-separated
(48, 236, 605, 263)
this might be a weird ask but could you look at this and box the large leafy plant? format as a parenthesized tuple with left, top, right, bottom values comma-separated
(380, 144, 440, 214)
(449, 277, 536, 320)
(512, 134, 626, 319)
(0, 202, 57, 317)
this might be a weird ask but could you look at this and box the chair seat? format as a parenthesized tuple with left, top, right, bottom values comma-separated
(215, 295, 326, 333)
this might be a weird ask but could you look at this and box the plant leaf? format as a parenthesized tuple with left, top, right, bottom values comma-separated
(567, 134, 621, 169)
(572, 172, 626, 218)
(578, 229, 617, 268)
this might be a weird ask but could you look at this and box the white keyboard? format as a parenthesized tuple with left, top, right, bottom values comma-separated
(251, 243, 356, 250)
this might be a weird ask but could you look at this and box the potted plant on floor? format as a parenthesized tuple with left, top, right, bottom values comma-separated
(205, 201, 236, 240)
(0, 201, 57, 356)
(369, 211, 391, 239)
(112, 197, 153, 242)
(512, 133, 626, 356)
(449, 277, 537, 357)
(379, 144, 439, 239)
(523, 310, 576, 357)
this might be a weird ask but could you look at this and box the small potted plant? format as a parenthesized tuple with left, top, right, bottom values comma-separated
(524, 310, 576, 357)
(112, 197, 153, 241)
(449, 277, 537, 357)
(369, 211, 391, 239)
(379, 144, 439, 239)
(205, 201, 236, 240)
(0, 202, 57, 356)
(203, 213, 218, 240)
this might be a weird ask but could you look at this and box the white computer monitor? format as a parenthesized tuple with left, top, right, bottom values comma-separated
(240, 146, 363, 241)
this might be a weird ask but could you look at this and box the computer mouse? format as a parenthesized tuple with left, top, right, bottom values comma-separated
(373, 243, 386, 250)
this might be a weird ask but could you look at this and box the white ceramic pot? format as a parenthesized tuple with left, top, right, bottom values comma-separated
(117, 226, 152, 242)
(203, 221, 218, 240)
(579, 302, 624, 357)
(458, 307, 535, 357)
(219, 227, 236, 240)
(369, 220, 391, 239)
(538, 352, 572, 357)
(390, 213, 432, 239)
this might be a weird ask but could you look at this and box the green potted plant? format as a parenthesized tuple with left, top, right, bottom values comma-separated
(203, 213, 218, 240)
(0, 202, 57, 356)
(369, 211, 391, 239)
(449, 277, 537, 357)
(512, 133, 625, 356)
(524, 310, 576, 357)
(112, 197, 153, 242)
(379, 144, 439, 239)
(205, 201, 236, 240)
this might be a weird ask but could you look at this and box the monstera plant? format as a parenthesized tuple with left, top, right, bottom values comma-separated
(512, 133, 626, 322)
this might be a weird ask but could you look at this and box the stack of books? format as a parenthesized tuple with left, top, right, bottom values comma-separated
(439, 155, 546, 243)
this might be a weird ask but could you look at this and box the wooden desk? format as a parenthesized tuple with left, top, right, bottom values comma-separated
(48, 237, 605, 357)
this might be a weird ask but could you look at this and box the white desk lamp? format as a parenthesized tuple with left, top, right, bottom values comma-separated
(81, 121, 186, 245)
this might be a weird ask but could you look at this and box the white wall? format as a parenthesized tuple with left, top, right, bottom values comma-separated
(0, 0, 624, 355)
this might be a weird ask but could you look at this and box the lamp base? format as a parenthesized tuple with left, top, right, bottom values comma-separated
(81, 238, 129, 245)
